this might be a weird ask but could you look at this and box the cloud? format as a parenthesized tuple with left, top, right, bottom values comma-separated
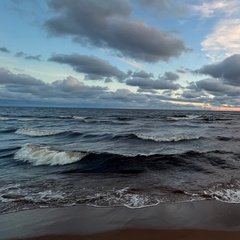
(193, 0, 240, 18)
(177, 69, 186, 74)
(192, 1, 240, 60)
(0, 47, 11, 53)
(182, 77, 240, 109)
(25, 54, 42, 61)
(196, 78, 233, 93)
(0, 68, 108, 101)
(15, 51, 26, 58)
(126, 71, 180, 91)
(45, 0, 189, 63)
(0, 68, 43, 86)
(159, 71, 179, 81)
(0, 68, 202, 109)
(15, 51, 42, 61)
(49, 53, 126, 82)
(182, 90, 204, 99)
(201, 19, 240, 60)
(189, 54, 240, 106)
(105, 88, 148, 103)
(52, 76, 108, 97)
(195, 54, 240, 86)
(138, 0, 188, 18)
(131, 70, 154, 79)
(196, 78, 240, 97)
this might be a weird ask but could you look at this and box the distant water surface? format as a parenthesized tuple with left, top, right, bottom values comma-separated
(0, 107, 240, 213)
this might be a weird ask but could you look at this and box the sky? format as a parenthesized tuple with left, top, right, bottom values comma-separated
(1, 0, 240, 110)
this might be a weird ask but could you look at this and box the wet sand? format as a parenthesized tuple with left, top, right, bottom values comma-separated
(24, 229, 240, 240)
(1, 200, 240, 240)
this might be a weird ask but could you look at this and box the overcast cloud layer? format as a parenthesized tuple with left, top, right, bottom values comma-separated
(0, 67, 193, 109)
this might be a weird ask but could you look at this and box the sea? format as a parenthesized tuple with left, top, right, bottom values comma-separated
(0, 106, 240, 214)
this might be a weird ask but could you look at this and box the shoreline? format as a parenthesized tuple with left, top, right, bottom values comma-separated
(1, 200, 240, 239)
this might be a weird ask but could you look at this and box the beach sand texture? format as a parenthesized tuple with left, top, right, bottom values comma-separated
(1, 201, 240, 240)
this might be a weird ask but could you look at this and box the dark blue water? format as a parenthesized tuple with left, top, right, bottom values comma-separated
(0, 107, 240, 213)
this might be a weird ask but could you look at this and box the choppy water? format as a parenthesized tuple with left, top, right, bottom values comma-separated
(0, 107, 240, 213)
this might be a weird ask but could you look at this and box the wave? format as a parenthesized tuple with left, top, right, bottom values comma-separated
(134, 134, 202, 142)
(0, 128, 17, 134)
(188, 179, 240, 204)
(13, 144, 235, 175)
(0, 117, 10, 120)
(16, 128, 84, 138)
(167, 115, 201, 121)
(116, 117, 135, 121)
(15, 128, 63, 137)
(14, 144, 88, 166)
(202, 117, 232, 122)
(217, 136, 232, 141)
(59, 115, 74, 119)
(110, 133, 203, 143)
(73, 116, 88, 120)
(2, 179, 240, 214)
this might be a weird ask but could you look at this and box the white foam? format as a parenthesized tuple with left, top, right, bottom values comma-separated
(168, 115, 200, 121)
(84, 187, 161, 209)
(136, 133, 201, 142)
(16, 128, 61, 137)
(73, 116, 86, 120)
(202, 180, 240, 203)
(204, 189, 240, 203)
(0, 117, 11, 120)
(14, 144, 88, 166)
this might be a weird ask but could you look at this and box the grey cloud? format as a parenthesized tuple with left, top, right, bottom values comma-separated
(0, 68, 108, 100)
(126, 70, 180, 91)
(15, 52, 42, 61)
(196, 78, 232, 93)
(181, 77, 240, 107)
(0, 68, 43, 86)
(137, 88, 158, 94)
(132, 70, 154, 79)
(160, 71, 179, 81)
(15, 52, 26, 58)
(1, 69, 212, 109)
(1, 68, 195, 109)
(52, 76, 108, 98)
(181, 81, 205, 99)
(177, 69, 186, 74)
(182, 91, 205, 99)
(137, 0, 188, 18)
(25, 54, 42, 61)
(45, 0, 189, 63)
(196, 78, 240, 97)
(126, 77, 180, 91)
(49, 53, 126, 82)
(102, 88, 149, 104)
(195, 54, 240, 86)
(105, 78, 113, 83)
(0, 47, 11, 53)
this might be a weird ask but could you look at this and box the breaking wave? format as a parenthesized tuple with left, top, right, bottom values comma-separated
(167, 115, 201, 121)
(202, 179, 240, 203)
(135, 134, 202, 142)
(14, 144, 88, 166)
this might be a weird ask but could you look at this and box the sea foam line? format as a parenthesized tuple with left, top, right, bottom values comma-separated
(135, 133, 202, 142)
(16, 128, 62, 137)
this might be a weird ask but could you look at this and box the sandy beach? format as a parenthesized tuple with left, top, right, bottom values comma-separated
(1, 200, 240, 240)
